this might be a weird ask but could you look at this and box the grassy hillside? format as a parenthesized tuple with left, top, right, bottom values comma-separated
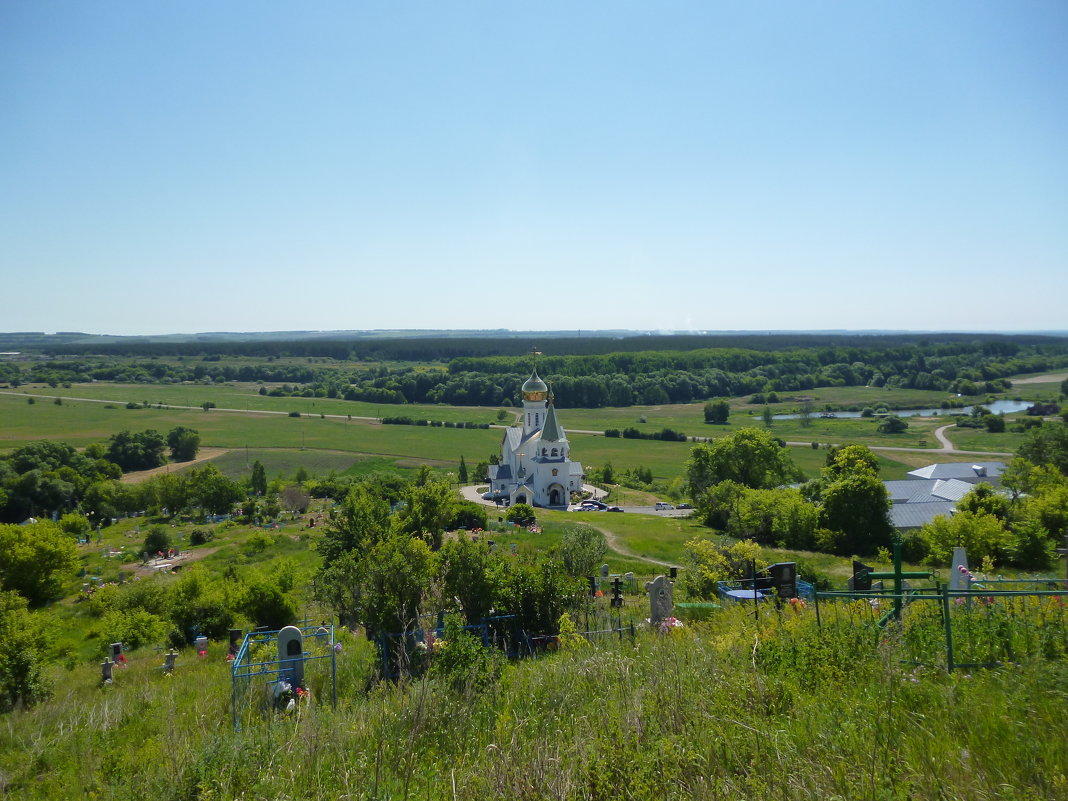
(2, 604, 1066, 800)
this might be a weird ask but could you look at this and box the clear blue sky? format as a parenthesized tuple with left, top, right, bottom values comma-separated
(2, 2, 1066, 335)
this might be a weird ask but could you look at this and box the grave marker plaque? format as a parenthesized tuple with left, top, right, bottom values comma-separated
(849, 561, 873, 592)
(645, 575, 674, 624)
(277, 625, 305, 685)
(768, 562, 798, 599)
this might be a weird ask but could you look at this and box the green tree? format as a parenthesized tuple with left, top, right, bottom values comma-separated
(166, 426, 201, 462)
(919, 511, 1011, 566)
(0, 521, 79, 605)
(877, 415, 909, 434)
(687, 428, 801, 496)
(316, 485, 392, 565)
(819, 471, 893, 555)
(397, 478, 453, 550)
(0, 590, 53, 711)
(824, 444, 881, 480)
(762, 403, 773, 428)
(250, 460, 267, 496)
(439, 535, 498, 625)
(798, 400, 813, 428)
(106, 429, 167, 472)
(1017, 422, 1068, 475)
(505, 503, 536, 527)
(458, 455, 469, 484)
(58, 512, 90, 539)
(559, 524, 608, 578)
(188, 464, 244, 515)
(359, 532, 435, 638)
(703, 399, 730, 425)
(143, 525, 171, 555)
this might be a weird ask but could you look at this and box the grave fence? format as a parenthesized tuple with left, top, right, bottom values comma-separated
(814, 586, 1068, 671)
(231, 623, 337, 732)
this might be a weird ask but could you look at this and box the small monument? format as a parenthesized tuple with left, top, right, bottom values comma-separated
(277, 625, 305, 685)
(194, 635, 208, 658)
(110, 642, 126, 665)
(645, 575, 674, 624)
(950, 547, 971, 591)
(162, 650, 177, 673)
(228, 628, 243, 660)
(767, 562, 798, 599)
(849, 560, 873, 592)
(100, 658, 114, 684)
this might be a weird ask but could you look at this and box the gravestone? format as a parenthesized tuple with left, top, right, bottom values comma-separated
(194, 635, 208, 657)
(118, 570, 125, 585)
(610, 577, 624, 608)
(277, 625, 305, 685)
(100, 658, 114, 684)
(950, 548, 970, 591)
(510, 543, 517, 555)
(110, 642, 125, 665)
(601, 563, 609, 579)
(645, 575, 674, 624)
(768, 562, 798, 599)
(228, 628, 243, 658)
(162, 650, 177, 673)
(1057, 535, 1068, 587)
(849, 561, 873, 592)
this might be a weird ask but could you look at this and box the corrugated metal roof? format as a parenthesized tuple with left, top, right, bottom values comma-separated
(907, 461, 1006, 481)
(890, 502, 957, 530)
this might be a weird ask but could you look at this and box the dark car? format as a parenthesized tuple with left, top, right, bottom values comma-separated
(580, 499, 608, 510)
(677, 503, 693, 510)
(606, 506, 624, 512)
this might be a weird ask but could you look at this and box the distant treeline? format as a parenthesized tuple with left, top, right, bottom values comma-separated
(32, 332, 1068, 361)
(9, 334, 1068, 409)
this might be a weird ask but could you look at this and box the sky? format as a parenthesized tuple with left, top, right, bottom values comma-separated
(2, 2, 1066, 336)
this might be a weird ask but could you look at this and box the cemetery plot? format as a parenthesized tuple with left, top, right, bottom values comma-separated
(230, 624, 338, 731)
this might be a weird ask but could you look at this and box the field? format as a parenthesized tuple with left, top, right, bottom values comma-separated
(0, 379, 1022, 488)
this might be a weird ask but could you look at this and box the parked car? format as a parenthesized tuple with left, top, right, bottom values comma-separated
(606, 506, 624, 513)
(677, 503, 693, 510)
(654, 502, 675, 511)
(579, 499, 608, 510)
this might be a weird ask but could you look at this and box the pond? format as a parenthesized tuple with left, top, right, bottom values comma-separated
(767, 399, 1034, 421)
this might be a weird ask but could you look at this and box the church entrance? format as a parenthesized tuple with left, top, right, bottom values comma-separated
(549, 488, 561, 506)
(547, 483, 566, 507)
(516, 494, 527, 504)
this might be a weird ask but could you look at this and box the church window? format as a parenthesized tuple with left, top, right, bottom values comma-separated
(551, 448, 558, 457)
(535, 413, 539, 426)
(542, 448, 547, 456)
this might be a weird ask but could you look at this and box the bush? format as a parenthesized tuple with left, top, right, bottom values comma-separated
(0, 590, 53, 711)
(505, 503, 536, 527)
(430, 616, 505, 692)
(189, 528, 214, 546)
(604, 429, 620, 438)
(143, 525, 171, 555)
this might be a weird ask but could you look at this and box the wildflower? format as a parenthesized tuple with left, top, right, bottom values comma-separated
(658, 616, 683, 634)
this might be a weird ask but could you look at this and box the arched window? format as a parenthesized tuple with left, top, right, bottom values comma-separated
(551, 448, 558, 457)
(541, 448, 547, 456)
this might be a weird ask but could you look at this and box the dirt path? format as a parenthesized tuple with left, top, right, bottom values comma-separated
(590, 525, 675, 568)
(126, 546, 220, 577)
(119, 448, 229, 483)
(1011, 372, 1068, 385)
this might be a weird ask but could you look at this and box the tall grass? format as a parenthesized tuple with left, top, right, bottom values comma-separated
(2, 604, 1066, 800)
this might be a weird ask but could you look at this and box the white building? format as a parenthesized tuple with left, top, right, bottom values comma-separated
(487, 367, 584, 508)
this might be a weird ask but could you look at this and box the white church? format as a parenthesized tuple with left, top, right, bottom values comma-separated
(486, 365, 585, 508)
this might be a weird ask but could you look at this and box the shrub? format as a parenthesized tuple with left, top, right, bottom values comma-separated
(143, 525, 171, 555)
(189, 528, 214, 546)
(604, 429, 620, 438)
(430, 616, 505, 692)
(505, 503, 536, 527)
